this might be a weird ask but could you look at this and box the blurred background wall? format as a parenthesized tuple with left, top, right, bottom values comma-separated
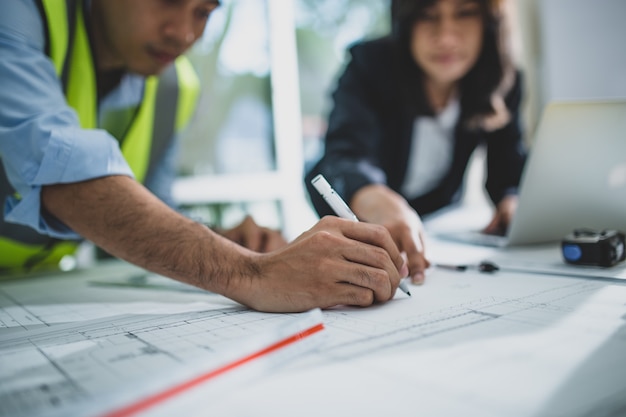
(172, 0, 626, 237)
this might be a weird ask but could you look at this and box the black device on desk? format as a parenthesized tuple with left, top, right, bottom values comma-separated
(561, 229, 626, 267)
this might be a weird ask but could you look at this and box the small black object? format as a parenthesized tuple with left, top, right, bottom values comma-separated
(478, 261, 500, 273)
(561, 229, 626, 267)
(435, 262, 500, 273)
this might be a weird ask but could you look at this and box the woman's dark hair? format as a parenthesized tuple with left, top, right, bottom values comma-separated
(391, 0, 515, 130)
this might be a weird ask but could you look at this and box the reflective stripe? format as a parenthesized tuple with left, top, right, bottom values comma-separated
(122, 76, 159, 183)
(65, 0, 96, 129)
(0, 238, 78, 272)
(125, 57, 198, 183)
(174, 57, 200, 132)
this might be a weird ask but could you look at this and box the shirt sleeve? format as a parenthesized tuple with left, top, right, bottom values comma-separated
(0, 0, 134, 239)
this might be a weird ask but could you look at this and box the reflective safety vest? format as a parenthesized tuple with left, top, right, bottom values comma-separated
(0, 0, 199, 272)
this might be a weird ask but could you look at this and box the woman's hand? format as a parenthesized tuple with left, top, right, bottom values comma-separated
(351, 184, 430, 285)
(483, 195, 518, 236)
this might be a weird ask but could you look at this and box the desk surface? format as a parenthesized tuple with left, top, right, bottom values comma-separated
(2, 210, 626, 417)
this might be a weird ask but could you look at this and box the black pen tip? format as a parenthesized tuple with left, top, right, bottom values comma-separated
(407, 291, 412, 296)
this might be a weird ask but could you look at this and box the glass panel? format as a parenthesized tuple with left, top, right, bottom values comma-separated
(174, 0, 392, 233)
(175, 0, 283, 230)
(178, 0, 275, 178)
(294, 0, 391, 172)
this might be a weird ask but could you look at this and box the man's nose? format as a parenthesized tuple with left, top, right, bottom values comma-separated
(163, 14, 196, 48)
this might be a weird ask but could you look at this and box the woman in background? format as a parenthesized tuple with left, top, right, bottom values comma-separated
(306, 0, 527, 285)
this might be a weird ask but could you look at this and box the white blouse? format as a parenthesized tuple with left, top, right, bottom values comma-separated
(400, 97, 460, 199)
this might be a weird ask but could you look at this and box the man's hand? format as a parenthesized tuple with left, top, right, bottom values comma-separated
(234, 216, 409, 313)
(351, 184, 430, 284)
(218, 215, 287, 252)
(41, 176, 407, 313)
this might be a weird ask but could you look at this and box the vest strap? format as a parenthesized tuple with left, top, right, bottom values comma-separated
(146, 64, 179, 182)
(0, 237, 78, 273)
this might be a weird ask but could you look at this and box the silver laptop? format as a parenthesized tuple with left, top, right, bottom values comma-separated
(438, 99, 626, 247)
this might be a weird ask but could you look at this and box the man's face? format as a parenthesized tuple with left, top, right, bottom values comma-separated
(92, 0, 219, 75)
(410, 0, 484, 88)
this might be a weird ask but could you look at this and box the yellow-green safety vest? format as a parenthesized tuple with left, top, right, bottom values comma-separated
(0, 0, 199, 272)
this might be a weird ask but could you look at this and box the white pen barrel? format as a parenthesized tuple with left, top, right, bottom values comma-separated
(311, 174, 358, 221)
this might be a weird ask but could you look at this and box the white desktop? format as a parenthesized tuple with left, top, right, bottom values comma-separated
(1, 203, 625, 417)
(2, 100, 626, 417)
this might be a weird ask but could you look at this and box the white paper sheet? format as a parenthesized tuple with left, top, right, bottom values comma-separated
(2, 255, 626, 417)
(208, 272, 626, 417)
(0, 305, 325, 417)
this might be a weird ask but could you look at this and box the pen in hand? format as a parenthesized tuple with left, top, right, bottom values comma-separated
(311, 174, 412, 297)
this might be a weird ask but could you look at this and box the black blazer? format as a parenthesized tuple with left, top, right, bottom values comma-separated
(306, 36, 527, 217)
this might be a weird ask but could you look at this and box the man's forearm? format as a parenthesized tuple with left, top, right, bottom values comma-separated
(40, 176, 410, 313)
(41, 175, 256, 296)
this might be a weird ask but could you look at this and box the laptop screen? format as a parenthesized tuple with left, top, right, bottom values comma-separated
(506, 99, 626, 245)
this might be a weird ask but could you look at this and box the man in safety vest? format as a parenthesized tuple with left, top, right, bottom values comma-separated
(0, 0, 409, 313)
(0, 0, 286, 271)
